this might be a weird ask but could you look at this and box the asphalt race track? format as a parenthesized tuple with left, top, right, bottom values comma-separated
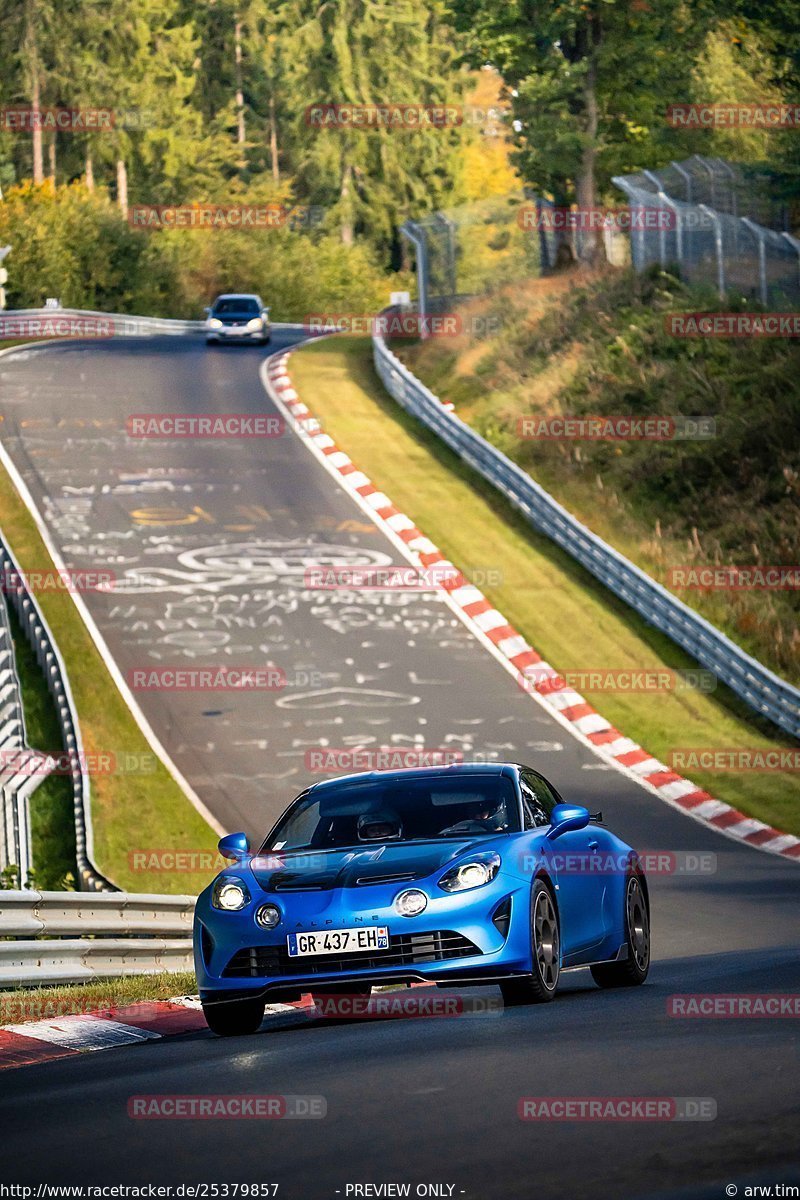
(0, 335, 798, 1197)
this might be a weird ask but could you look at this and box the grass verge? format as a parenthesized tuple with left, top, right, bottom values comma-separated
(289, 336, 800, 836)
(5, 603, 76, 889)
(398, 268, 800, 683)
(0, 971, 197, 1023)
(0, 401, 218, 892)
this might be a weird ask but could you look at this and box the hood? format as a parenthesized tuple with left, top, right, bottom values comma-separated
(248, 838, 503, 892)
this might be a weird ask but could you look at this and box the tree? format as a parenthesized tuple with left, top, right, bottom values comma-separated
(65, 0, 237, 208)
(287, 0, 468, 251)
(450, 0, 709, 259)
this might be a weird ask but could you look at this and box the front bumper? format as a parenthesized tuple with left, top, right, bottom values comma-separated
(195, 878, 533, 1000)
(206, 324, 269, 341)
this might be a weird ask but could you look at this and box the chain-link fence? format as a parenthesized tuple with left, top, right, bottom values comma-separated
(613, 156, 800, 306)
(400, 156, 799, 324)
(400, 193, 540, 317)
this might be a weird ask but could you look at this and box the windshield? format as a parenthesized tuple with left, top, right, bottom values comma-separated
(262, 774, 520, 851)
(213, 297, 260, 315)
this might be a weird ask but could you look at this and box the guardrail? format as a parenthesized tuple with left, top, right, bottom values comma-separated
(0, 307, 307, 336)
(0, 307, 205, 336)
(0, 533, 115, 891)
(0, 890, 195, 985)
(371, 323, 800, 739)
(0, 571, 56, 886)
(0, 939, 193, 986)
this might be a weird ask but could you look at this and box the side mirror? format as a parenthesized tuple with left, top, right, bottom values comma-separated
(548, 804, 591, 840)
(218, 831, 250, 861)
(203, 306, 211, 316)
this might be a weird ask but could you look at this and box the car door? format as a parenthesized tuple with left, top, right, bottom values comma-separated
(522, 770, 609, 962)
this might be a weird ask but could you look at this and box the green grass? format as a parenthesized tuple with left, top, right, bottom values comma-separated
(5, 603, 76, 890)
(399, 267, 800, 684)
(290, 335, 800, 836)
(0, 972, 197, 1022)
(0, 445, 218, 894)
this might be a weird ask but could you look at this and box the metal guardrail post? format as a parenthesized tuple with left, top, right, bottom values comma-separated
(642, 174, 666, 265)
(742, 217, 768, 304)
(670, 161, 692, 204)
(698, 205, 725, 298)
(692, 155, 717, 208)
(433, 213, 458, 298)
(659, 193, 682, 263)
(612, 178, 646, 270)
(400, 222, 430, 339)
(780, 231, 800, 291)
(714, 158, 738, 218)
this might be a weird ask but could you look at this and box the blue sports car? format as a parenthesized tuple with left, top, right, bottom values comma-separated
(194, 762, 650, 1035)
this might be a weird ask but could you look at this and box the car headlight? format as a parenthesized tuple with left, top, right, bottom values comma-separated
(438, 853, 501, 893)
(246, 317, 263, 330)
(255, 903, 281, 929)
(212, 876, 250, 911)
(394, 888, 428, 917)
(207, 317, 223, 329)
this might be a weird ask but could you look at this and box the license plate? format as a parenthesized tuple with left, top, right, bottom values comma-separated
(287, 926, 389, 958)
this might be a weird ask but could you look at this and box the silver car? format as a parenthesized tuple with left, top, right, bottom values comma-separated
(205, 293, 271, 345)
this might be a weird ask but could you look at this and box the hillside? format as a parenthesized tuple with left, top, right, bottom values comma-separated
(397, 267, 800, 684)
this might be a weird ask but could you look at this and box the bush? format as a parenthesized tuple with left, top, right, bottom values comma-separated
(0, 183, 406, 320)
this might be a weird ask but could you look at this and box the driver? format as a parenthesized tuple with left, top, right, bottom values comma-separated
(439, 799, 507, 836)
(357, 810, 403, 842)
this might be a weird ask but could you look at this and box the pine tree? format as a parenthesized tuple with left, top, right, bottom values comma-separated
(287, 0, 468, 250)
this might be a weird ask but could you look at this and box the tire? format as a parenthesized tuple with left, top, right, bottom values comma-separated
(205, 338, 216, 346)
(500, 879, 560, 1005)
(202, 995, 265, 1036)
(591, 871, 650, 989)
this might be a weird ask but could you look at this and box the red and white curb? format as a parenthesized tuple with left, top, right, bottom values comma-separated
(0, 996, 315, 1072)
(263, 351, 800, 865)
(0, 984, 440, 1072)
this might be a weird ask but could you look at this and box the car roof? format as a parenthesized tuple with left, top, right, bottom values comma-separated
(213, 293, 262, 302)
(304, 761, 523, 794)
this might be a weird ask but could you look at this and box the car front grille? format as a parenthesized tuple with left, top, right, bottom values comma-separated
(222, 930, 480, 979)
